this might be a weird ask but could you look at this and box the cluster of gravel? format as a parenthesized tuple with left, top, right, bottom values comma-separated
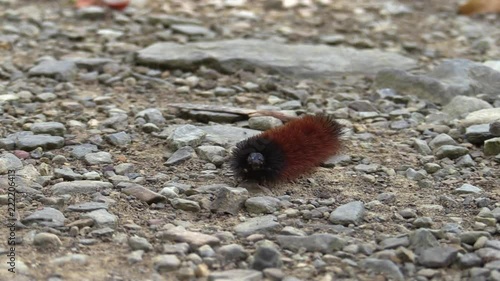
(0, 0, 499, 280)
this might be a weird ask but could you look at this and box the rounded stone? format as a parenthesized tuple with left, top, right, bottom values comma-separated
(33, 232, 62, 249)
(128, 236, 153, 251)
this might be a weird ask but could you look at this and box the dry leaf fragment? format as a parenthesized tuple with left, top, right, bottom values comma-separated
(75, 0, 130, 10)
(458, 0, 500, 15)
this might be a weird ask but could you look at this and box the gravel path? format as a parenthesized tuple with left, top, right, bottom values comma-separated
(0, 0, 499, 280)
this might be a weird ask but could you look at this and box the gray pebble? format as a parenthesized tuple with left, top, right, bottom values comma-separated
(475, 247, 500, 262)
(22, 207, 65, 227)
(323, 154, 352, 167)
(196, 145, 226, 163)
(52, 180, 112, 195)
(153, 254, 181, 273)
(0, 138, 15, 150)
(410, 229, 439, 255)
(443, 95, 492, 118)
(413, 217, 433, 228)
(418, 246, 459, 268)
(28, 59, 77, 81)
(380, 236, 410, 250)
(114, 163, 135, 175)
(52, 155, 67, 164)
(76, 6, 106, 20)
(214, 87, 236, 96)
(69, 144, 99, 159)
(54, 167, 83, 180)
(67, 202, 108, 212)
(485, 260, 500, 270)
(90, 227, 114, 238)
(128, 236, 153, 251)
(105, 131, 131, 146)
(282, 277, 302, 281)
(36, 92, 57, 102)
(399, 208, 417, 219)
(33, 232, 62, 250)
(136, 108, 166, 126)
(120, 181, 166, 204)
(263, 268, 285, 281)
(423, 163, 441, 174)
(248, 116, 283, 130)
(210, 186, 249, 215)
(101, 114, 128, 130)
(170, 198, 200, 212)
(465, 124, 493, 144)
(358, 111, 379, 119)
(159, 187, 179, 199)
(442, 223, 461, 233)
(492, 208, 500, 222)
(405, 168, 427, 181)
(278, 100, 301, 110)
(245, 196, 281, 214)
(31, 122, 66, 136)
(16, 135, 65, 151)
(354, 164, 379, 173)
(276, 233, 346, 254)
(320, 34, 346, 45)
(198, 244, 215, 257)
(84, 152, 113, 165)
(459, 253, 483, 268)
(167, 125, 206, 149)
(159, 244, 189, 258)
(217, 244, 248, 264)
(280, 226, 306, 236)
(234, 215, 281, 237)
(201, 125, 259, 146)
(252, 244, 282, 270)
(377, 193, 396, 204)
(348, 100, 378, 112)
(390, 120, 410, 130)
(0, 152, 23, 174)
(454, 183, 483, 194)
(344, 244, 360, 254)
(413, 139, 431, 155)
(484, 137, 500, 156)
(209, 269, 262, 281)
(142, 123, 160, 133)
(429, 134, 456, 150)
(360, 258, 404, 281)
(434, 145, 469, 159)
(82, 209, 117, 228)
(170, 24, 214, 37)
(329, 201, 365, 225)
(165, 146, 195, 166)
(51, 254, 89, 266)
(490, 121, 500, 136)
(460, 231, 492, 245)
(188, 110, 244, 123)
(128, 250, 144, 264)
(457, 154, 476, 167)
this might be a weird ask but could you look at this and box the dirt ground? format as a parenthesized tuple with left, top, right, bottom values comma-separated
(0, 0, 499, 280)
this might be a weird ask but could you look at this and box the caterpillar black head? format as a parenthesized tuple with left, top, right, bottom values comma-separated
(230, 136, 285, 183)
(247, 152, 265, 169)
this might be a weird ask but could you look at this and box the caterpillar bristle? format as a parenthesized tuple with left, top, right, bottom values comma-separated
(230, 114, 343, 184)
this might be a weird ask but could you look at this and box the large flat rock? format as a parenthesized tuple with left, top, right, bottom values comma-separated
(375, 59, 500, 104)
(52, 181, 113, 195)
(200, 125, 260, 147)
(135, 39, 417, 78)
